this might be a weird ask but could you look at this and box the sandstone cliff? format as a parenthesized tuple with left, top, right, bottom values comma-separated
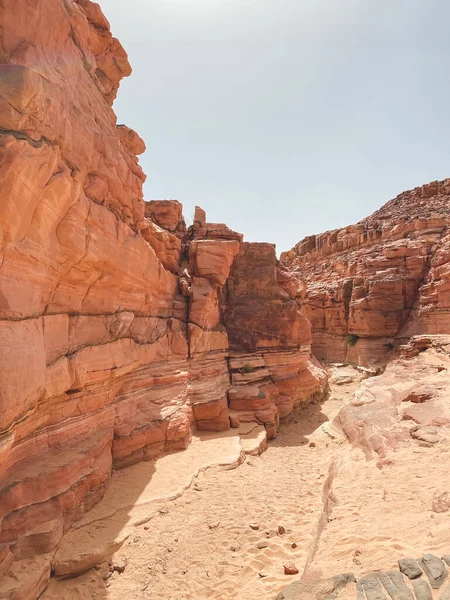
(0, 0, 326, 591)
(281, 180, 450, 365)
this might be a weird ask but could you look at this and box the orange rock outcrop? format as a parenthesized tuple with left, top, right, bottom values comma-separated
(281, 181, 450, 365)
(0, 0, 326, 591)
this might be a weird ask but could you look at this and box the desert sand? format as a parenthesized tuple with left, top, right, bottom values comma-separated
(40, 362, 450, 600)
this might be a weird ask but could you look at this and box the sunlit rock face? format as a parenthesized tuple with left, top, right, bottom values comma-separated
(0, 0, 326, 586)
(281, 180, 450, 365)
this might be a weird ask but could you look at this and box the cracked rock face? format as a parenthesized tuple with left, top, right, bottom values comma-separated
(281, 181, 450, 366)
(0, 0, 327, 590)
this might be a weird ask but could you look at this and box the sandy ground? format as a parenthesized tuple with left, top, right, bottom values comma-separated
(42, 364, 450, 600)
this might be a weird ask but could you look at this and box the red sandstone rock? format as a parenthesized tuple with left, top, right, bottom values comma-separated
(194, 206, 206, 226)
(0, 0, 326, 588)
(145, 199, 185, 235)
(223, 244, 327, 432)
(281, 180, 450, 365)
(193, 397, 230, 432)
(190, 240, 241, 286)
(188, 324, 229, 355)
(189, 278, 221, 329)
(116, 124, 146, 155)
(224, 243, 312, 351)
(0, 545, 13, 578)
(1, 5, 446, 587)
(140, 218, 181, 273)
(284, 561, 299, 575)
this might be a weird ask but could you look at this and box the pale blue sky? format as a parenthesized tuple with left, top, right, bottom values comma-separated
(105, 0, 450, 252)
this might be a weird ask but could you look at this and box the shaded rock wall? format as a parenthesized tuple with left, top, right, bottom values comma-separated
(0, 0, 326, 583)
(281, 181, 450, 365)
(224, 243, 327, 436)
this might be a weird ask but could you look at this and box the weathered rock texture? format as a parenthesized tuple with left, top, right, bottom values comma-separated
(338, 336, 450, 460)
(281, 181, 450, 364)
(0, 0, 326, 592)
(223, 243, 327, 437)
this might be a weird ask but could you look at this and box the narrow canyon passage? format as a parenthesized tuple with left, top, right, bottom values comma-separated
(2, 2, 450, 599)
(42, 367, 360, 600)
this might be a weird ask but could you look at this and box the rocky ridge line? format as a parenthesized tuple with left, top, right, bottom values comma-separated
(281, 180, 450, 365)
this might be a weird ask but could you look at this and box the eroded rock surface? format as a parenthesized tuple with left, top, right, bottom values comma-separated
(224, 243, 327, 436)
(0, 0, 326, 592)
(336, 339, 450, 458)
(281, 182, 450, 365)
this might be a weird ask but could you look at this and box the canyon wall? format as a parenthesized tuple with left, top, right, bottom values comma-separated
(0, 0, 326, 587)
(281, 181, 450, 365)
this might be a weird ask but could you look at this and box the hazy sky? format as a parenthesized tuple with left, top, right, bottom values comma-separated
(105, 0, 450, 253)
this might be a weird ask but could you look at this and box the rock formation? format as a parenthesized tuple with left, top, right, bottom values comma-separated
(276, 556, 450, 600)
(281, 181, 450, 365)
(223, 243, 327, 436)
(0, 0, 326, 591)
(338, 335, 450, 460)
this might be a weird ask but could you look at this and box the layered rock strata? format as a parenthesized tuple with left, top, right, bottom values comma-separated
(0, 0, 326, 590)
(223, 243, 327, 437)
(281, 181, 450, 365)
